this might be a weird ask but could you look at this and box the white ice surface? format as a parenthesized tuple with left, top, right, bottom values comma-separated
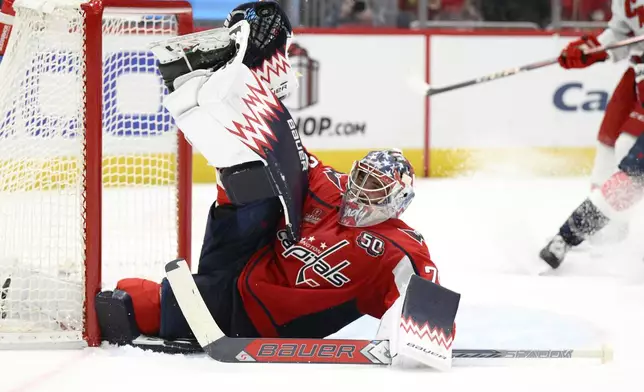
(3, 176, 644, 392)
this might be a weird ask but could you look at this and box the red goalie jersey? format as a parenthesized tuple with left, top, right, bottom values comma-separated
(228, 154, 440, 338)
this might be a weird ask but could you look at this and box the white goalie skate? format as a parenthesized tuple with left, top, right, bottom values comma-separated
(149, 26, 233, 65)
(149, 21, 251, 95)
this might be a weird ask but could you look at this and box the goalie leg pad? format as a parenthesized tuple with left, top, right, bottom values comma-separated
(161, 20, 308, 242)
(378, 275, 460, 371)
(398, 275, 460, 370)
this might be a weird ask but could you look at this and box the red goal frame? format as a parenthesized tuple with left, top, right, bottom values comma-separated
(83, 0, 194, 347)
(0, 0, 194, 347)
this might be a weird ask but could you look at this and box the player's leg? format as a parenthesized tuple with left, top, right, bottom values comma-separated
(540, 67, 638, 261)
(159, 196, 283, 340)
(591, 68, 636, 188)
(595, 132, 644, 215)
(592, 107, 644, 245)
(156, 3, 307, 242)
(587, 68, 637, 245)
(539, 133, 644, 269)
(96, 196, 283, 342)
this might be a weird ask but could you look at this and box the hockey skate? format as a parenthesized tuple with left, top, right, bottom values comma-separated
(539, 234, 571, 270)
(94, 289, 202, 354)
(149, 26, 238, 92)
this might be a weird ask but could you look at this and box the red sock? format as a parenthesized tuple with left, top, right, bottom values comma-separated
(116, 278, 161, 336)
(601, 171, 644, 212)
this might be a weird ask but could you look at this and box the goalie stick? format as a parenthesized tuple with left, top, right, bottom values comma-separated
(164, 259, 612, 365)
(425, 33, 644, 97)
(204, 337, 613, 364)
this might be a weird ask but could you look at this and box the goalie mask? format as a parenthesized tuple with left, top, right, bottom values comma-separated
(224, 1, 298, 99)
(339, 149, 416, 227)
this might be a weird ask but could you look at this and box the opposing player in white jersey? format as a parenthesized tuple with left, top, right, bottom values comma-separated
(539, 0, 644, 268)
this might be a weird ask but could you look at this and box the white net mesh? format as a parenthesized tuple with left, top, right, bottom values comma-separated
(101, 13, 180, 284)
(0, 1, 185, 345)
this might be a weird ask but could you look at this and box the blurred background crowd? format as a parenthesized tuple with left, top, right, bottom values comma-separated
(190, 0, 610, 31)
(0, 0, 612, 31)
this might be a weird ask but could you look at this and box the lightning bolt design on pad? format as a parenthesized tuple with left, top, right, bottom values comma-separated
(252, 46, 291, 86)
(225, 71, 284, 158)
(400, 316, 454, 350)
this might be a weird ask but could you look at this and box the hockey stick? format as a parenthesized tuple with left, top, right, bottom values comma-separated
(164, 259, 223, 349)
(207, 337, 613, 364)
(164, 259, 613, 365)
(425, 33, 644, 97)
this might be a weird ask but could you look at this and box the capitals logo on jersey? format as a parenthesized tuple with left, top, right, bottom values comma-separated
(323, 167, 344, 192)
(399, 228, 425, 245)
(277, 230, 351, 288)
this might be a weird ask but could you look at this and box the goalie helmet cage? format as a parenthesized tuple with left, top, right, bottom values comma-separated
(0, 0, 193, 348)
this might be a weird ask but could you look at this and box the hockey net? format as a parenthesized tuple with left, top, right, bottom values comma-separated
(0, 0, 193, 348)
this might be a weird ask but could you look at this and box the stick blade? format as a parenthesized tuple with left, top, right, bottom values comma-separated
(164, 258, 223, 348)
(204, 337, 258, 363)
(164, 258, 183, 273)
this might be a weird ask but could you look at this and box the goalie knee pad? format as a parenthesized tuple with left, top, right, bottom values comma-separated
(376, 275, 460, 371)
(219, 161, 280, 205)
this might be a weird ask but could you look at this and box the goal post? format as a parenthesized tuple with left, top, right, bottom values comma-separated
(0, 0, 194, 348)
